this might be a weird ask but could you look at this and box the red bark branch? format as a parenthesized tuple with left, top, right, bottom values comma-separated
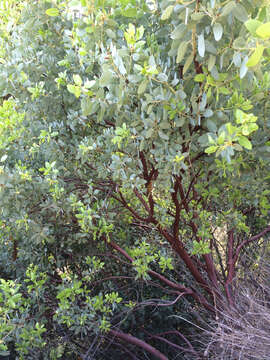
(133, 187, 151, 214)
(225, 229, 235, 306)
(109, 329, 168, 360)
(107, 238, 215, 312)
(233, 225, 270, 268)
(171, 181, 181, 238)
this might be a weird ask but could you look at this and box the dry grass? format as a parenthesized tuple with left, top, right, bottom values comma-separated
(203, 254, 270, 360)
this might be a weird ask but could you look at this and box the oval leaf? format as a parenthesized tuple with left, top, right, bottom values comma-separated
(198, 33, 205, 58)
(176, 41, 188, 63)
(45, 8, 59, 17)
(73, 74, 82, 86)
(234, 4, 248, 22)
(171, 24, 186, 40)
(220, 1, 236, 17)
(194, 74, 205, 82)
(245, 19, 262, 36)
(205, 146, 218, 154)
(138, 79, 148, 95)
(238, 136, 252, 150)
(213, 23, 223, 41)
(161, 5, 174, 21)
(256, 22, 270, 39)
(181, 53, 192, 75)
(239, 57, 248, 79)
(158, 130, 169, 140)
(246, 45, 264, 67)
(208, 55, 216, 71)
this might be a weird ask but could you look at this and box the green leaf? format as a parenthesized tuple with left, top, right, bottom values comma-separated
(175, 117, 185, 127)
(256, 22, 270, 39)
(194, 74, 205, 82)
(0, 154, 7, 162)
(81, 98, 94, 116)
(213, 23, 223, 41)
(158, 130, 169, 140)
(245, 19, 262, 36)
(122, 8, 137, 18)
(145, 128, 153, 138)
(238, 136, 252, 150)
(176, 41, 188, 63)
(233, 4, 248, 22)
(219, 87, 230, 95)
(217, 131, 226, 144)
(161, 5, 174, 21)
(183, 53, 193, 74)
(246, 45, 264, 67)
(204, 109, 214, 118)
(258, 7, 267, 22)
(138, 79, 148, 95)
(198, 33, 205, 58)
(208, 55, 216, 71)
(245, 123, 258, 134)
(220, 1, 236, 17)
(205, 146, 218, 154)
(73, 74, 82, 86)
(45, 8, 59, 17)
(171, 24, 186, 40)
(206, 119, 217, 131)
(67, 84, 81, 98)
(240, 57, 248, 79)
(106, 29, 116, 39)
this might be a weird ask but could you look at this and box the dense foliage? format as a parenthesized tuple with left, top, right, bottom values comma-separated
(0, 0, 270, 358)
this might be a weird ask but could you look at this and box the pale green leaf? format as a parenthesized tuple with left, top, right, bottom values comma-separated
(106, 29, 116, 39)
(198, 33, 205, 58)
(234, 4, 248, 22)
(73, 74, 82, 86)
(219, 87, 230, 95)
(240, 57, 248, 79)
(122, 8, 137, 18)
(194, 74, 205, 82)
(220, 1, 236, 17)
(246, 45, 264, 67)
(213, 23, 223, 41)
(138, 79, 148, 95)
(256, 22, 270, 39)
(204, 109, 214, 118)
(238, 136, 252, 150)
(45, 8, 59, 17)
(205, 146, 218, 154)
(183, 53, 193, 74)
(145, 128, 153, 138)
(171, 24, 186, 40)
(81, 98, 95, 116)
(158, 130, 169, 140)
(206, 119, 216, 131)
(161, 5, 174, 21)
(208, 55, 216, 71)
(245, 19, 262, 36)
(176, 41, 188, 63)
(67, 84, 81, 98)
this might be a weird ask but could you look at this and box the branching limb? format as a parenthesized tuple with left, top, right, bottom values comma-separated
(109, 329, 169, 360)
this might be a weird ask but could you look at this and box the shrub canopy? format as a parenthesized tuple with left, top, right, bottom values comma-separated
(0, 0, 270, 358)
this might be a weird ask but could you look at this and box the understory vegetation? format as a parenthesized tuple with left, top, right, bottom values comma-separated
(0, 0, 270, 359)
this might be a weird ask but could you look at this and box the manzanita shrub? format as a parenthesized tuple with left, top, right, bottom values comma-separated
(0, 0, 270, 358)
